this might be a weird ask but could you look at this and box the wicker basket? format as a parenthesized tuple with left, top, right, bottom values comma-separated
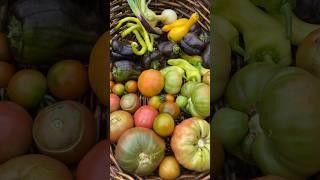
(110, 0, 210, 179)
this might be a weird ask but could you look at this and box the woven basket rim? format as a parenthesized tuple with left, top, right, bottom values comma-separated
(109, 0, 211, 179)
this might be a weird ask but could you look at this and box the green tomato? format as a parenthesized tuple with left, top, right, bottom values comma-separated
(180, 81, 197, 97)
(187, 83, 210, 118)
(115, 128, 165, 176)
(112, 83, 125, 96)
(217, 63, 320, 179)
(175, 95, 188, 108)
(153, 113, 175, 137)
(164, 70, 182, 95)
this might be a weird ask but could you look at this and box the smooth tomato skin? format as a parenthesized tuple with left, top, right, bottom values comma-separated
(138, 69, 164, 97)
(0, 101, 33, 164)
(76, 140, 107, 180)
(159, 101, 180, 119)
(110, 110, 134, 143)
(0, 154, 73, 180)
(148, 96, 162, 109)
(0, 61, 15, 88)
(112, 83, 125, 96)
(125, 80, 138, 93)
(134, 105, 159, 129)
(47, 59, 89, 100)
(110, 93, 120, 113)
(153, 113, 175, 137)
(7, 69, 47, 109)
(159, 156, 181, 180)
(164, 94, 175, 102)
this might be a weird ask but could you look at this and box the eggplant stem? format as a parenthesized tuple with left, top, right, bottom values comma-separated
(280, 2, 292, 40)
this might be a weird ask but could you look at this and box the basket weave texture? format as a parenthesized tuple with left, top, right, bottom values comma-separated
(110, 0, 210, 179)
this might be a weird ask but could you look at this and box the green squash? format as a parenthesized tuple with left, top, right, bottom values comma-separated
(115, 127, 165, 176)
(213, 62, 320, 179)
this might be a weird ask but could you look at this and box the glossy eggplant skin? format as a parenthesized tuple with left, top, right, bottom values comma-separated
(202, 44, 210, 69)
(7, 0, 103, 65)
(111, 40, 137, 61)
(179, 32, 206, 55)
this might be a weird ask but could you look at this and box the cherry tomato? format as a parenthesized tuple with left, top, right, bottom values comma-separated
(125, 80, 138, 93)
(112, 83, 125, 96)
(164, 94, 175, 102)
(159, 156, 181, 179)
(159, 101, 180, 119)
(153, 113, 175, 137)
(148, 96, 162, 109)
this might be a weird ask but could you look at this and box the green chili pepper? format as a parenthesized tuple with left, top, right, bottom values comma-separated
(115, 17, 153, 52)
(121, 23, 140, 37)
(179, 52, 209, 76)
(131, 29, 147, 55)
(167, 59, 201, 82)
(160, 66, 185, 77)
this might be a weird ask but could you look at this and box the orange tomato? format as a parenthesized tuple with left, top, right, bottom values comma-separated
(164, 94, 175, 102)
(159, 156, 181, 179)
(0, 62, 15, 88)
(159, 101, 180, 119)
(125, 80, 138, 93)
(138, 69, 164, 97)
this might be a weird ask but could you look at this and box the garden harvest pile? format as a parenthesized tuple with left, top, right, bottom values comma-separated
(212, 0, 320, 179)
(110, 0, 211, 178)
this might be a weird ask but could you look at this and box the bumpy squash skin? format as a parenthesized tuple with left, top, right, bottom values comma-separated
(89, 32, 108, 105)
(0, 154, 73, 180)
(214, 62, 320, 179)
(115, 128, 165, 176)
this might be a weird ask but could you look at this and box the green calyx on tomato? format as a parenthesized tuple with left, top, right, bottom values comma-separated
(213, 63, 320, 179)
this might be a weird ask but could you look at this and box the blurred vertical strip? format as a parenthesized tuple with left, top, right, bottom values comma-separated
(104, 0, 110, 180)
(0, 0, 8, 32)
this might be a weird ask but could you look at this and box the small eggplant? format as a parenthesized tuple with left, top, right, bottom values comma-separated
(111, 40, 134, 55)
(112, 60, 142, 82)
(202, 44, 210, 69)
(142, 51, 162, 69)
(111, 40, 137, 61)
(158, 41, 180, 58)
(179, 40, 201, 55)
(183, 32, 207, 50)
(179, 32, 207, 55)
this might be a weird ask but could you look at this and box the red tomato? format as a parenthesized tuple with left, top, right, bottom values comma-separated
(110, 93, 120, 112)
(134, 105, 159, 129)
(76, 140, 107, 180)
